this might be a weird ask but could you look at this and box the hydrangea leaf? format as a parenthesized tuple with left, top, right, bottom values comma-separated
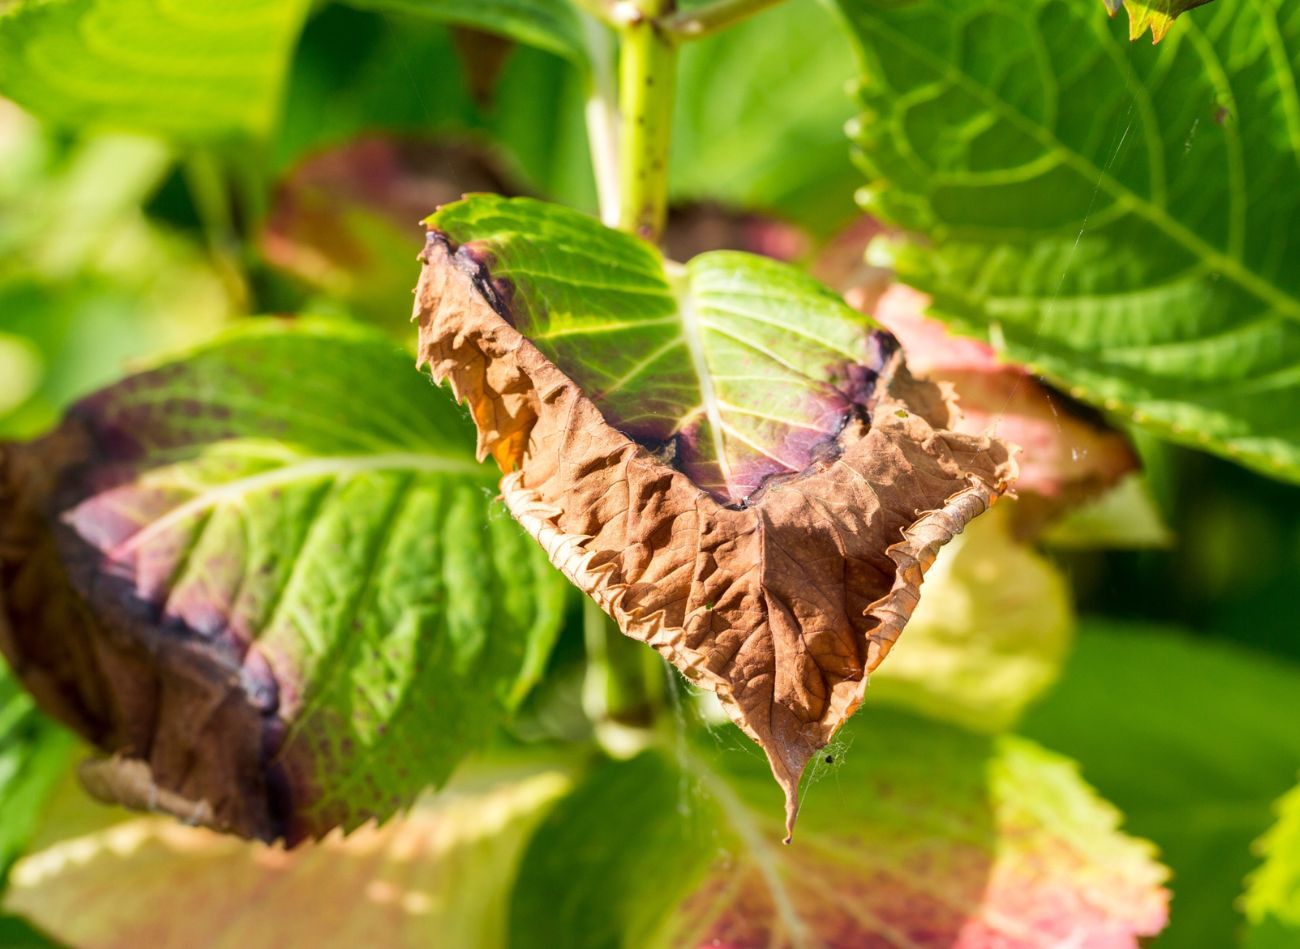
(0, 321, 568, 844)
(838, 0, 1300, 484)
(869, 282, 1142, 535)
(261, 137, 506, 335)
(1039, 473, 1173, 548)
(1243, 780, 1300, 947)
(3, 761, 570, 948)
(510, 710, 1168, 947)
(427, 194, 948, 503)
(417, 195, 1016, 835)
(0, 0, 312, 141)
(1023, 623, 1300, 947)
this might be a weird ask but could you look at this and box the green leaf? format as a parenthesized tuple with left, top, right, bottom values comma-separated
(340, 0, 588, 65)
(1021, 622, 1300, 947)
(0, 321, 569, 842)
(1244, 780, 1300, 948)
(868, 504, 1073, 732)
(0, 664, 75, 889)
(838, 0, 1300, 483)
(1039, 473, 1173, 548)
(0, 0, 312, 141)
(509, 710, 1168, 947)
(427, 194, 889, 502)
(3, 757, 570, 948)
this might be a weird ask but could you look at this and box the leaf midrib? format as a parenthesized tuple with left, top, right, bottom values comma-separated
(684, 750, 814, 949)
(84, 452, 489, 559)
(857, 5, 1300, 325)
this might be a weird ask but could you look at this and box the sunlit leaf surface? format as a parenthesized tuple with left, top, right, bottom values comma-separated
(1105, 0, 1217, 43)
(1245, 778, 1300, 948)
(838, 0, 1300, 483)
(0, 322, 568, 842)
(429, 195, 896, 503)
(0, 0, 311, 140)
(3, 763, 571, 949)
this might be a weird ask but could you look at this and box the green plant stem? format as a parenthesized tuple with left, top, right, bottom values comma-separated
(582, 597, 665, 743)
(616, 0, 676, 241)
(660, 0, 789, 41)
(581, 13, 621, 227)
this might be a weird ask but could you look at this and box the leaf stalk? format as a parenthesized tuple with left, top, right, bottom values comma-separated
(615, 0, 676, 241)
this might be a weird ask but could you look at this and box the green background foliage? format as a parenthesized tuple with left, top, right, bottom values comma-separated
(0, 0, 1297, 943)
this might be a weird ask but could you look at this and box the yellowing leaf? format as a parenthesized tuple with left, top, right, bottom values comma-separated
(3, 765, 570, 949)
(1244, 779, 1300, 947)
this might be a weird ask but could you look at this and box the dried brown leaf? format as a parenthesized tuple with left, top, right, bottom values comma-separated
(414, 230, 1016, 836)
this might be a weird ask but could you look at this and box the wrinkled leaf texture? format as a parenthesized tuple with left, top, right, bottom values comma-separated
(415, 195, 1015, 834)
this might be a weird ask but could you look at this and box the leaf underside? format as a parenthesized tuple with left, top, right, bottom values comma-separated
(415, 196, 1015, 835)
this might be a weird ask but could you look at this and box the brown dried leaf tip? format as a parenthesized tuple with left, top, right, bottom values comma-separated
(415, 206, 1015, 837)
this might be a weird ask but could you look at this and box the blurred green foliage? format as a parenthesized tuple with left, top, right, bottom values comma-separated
(0, 0, 1297, 944)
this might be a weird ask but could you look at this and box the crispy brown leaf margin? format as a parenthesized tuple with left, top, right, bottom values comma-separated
(414, 232, 1017, 838)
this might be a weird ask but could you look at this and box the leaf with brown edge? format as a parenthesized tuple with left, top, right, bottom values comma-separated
(0, 320, 569, 845)
(870, 283, 1141, 539)
(413, 195, 1016, 837)
(812, 222, 1142, 539)
(1103, 0, 1216, 42)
